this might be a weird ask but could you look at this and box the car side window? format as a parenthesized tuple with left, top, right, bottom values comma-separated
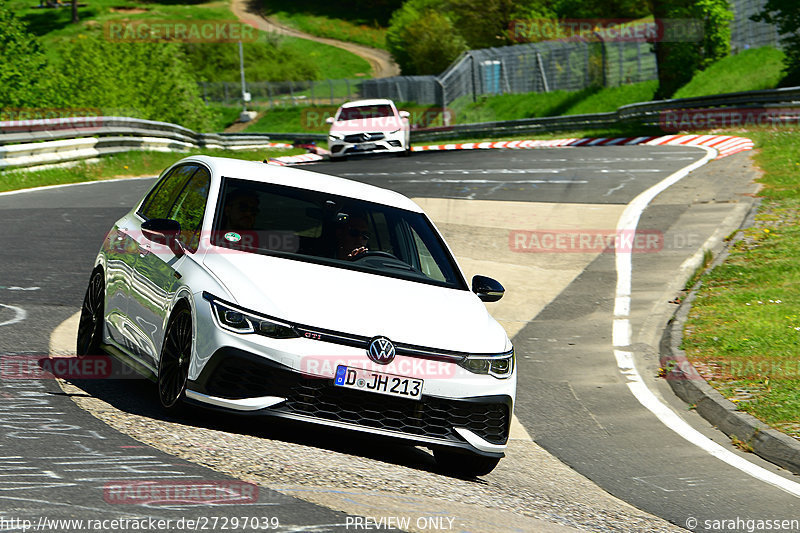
(139, 164, 198, 220)
(168, 167, 211, 253)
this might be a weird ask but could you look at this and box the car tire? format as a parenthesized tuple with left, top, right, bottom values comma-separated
(433, 448, 501, 478)
(331, 154, 347, 162)
(157, 304, 192, 411)
(76, 270, 105, 358)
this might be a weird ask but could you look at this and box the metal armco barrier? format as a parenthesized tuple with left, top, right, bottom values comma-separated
(408, 86, 800, 142)
(0, 116, 306, 170)
(2, 86, 799, 170)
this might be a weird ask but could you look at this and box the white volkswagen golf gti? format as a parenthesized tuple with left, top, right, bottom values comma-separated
(77, 156, 515, 476)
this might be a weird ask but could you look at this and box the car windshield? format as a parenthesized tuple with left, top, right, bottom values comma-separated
(338, 105, 395, 121)
(212, 178, 467, 290)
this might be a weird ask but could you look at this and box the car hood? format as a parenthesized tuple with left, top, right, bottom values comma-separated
(202, 250, 508, 353)
(331, 117, 404, 134)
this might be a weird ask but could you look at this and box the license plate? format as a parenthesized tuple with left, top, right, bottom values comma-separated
(354, 143, 376, 151)
(334, 365, 422, 400)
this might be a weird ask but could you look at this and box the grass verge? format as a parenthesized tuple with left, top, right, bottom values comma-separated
(0, 147, 304, 193)
(672, 47, 786, 99)
(265, 10, 386, 50)
(259, 0, 392, 50)
(682, 126, 800, 441)
(453, 81, 659, 122)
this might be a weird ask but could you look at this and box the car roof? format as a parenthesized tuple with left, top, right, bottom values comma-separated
(179, 156, 423, 213)
(340, 99, 396, 108)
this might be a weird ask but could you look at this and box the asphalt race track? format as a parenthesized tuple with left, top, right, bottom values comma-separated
(1, 146, 798, 532)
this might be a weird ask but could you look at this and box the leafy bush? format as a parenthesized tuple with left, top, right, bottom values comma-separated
(50, 35, 213, 130)
(0, 0, 52, 108)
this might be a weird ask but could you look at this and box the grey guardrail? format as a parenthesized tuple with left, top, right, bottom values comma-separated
(408, 86, 800, 142)
(2, 86, 798, 169)
(0, 116, 319, 170)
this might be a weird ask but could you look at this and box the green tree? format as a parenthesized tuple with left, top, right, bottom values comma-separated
(0, 0, 51, 109)
(386, 0, 467, 74)
(753, 0, 800, 84)
(652, 0, 732, 98)
(552, 0, 651, 18)
(446, 0, 517, 49)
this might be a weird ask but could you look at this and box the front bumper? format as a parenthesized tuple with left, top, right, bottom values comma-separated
(186, 347, 512, 456)
(328, 132, 406, 157)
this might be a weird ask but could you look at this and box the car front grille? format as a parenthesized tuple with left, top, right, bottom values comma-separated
(343, 132, 385, 143)
(202, 353, 509, 445)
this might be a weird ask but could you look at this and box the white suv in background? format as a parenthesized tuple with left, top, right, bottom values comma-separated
(326, 99, 411, 159)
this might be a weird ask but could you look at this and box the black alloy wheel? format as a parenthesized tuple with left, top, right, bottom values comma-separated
(76, 271, 104, 357)
(158, 305, 192, 410)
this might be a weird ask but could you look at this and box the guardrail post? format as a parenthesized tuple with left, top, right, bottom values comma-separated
(636, 41, 643, 82)
(470, 54, 477, 103)
(536, 51, 550, 93)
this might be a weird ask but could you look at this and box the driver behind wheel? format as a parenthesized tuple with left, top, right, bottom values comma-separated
(335, 211, 370, 259)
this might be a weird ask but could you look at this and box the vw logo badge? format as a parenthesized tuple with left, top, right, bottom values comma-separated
(367, 337, 396, 365)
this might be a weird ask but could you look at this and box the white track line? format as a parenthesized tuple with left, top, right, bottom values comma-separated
(613, 146, 800, 497)
(0, 176, 155, 198)
(0, 304, 26, 327)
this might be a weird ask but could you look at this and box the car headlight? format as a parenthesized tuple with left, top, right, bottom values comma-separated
(329, 133, 343, 141)
(203, 292, 299, 339)
(459, 349, 514, 379)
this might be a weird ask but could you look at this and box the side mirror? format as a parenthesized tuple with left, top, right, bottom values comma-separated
(325, 116, 335, 124)
(472, 275, 504, 302)
(399, 110, 410, 119)
(141, 218, 184, 257)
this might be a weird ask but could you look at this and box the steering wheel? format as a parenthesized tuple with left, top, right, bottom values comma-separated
(347, 250, 400, 261)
